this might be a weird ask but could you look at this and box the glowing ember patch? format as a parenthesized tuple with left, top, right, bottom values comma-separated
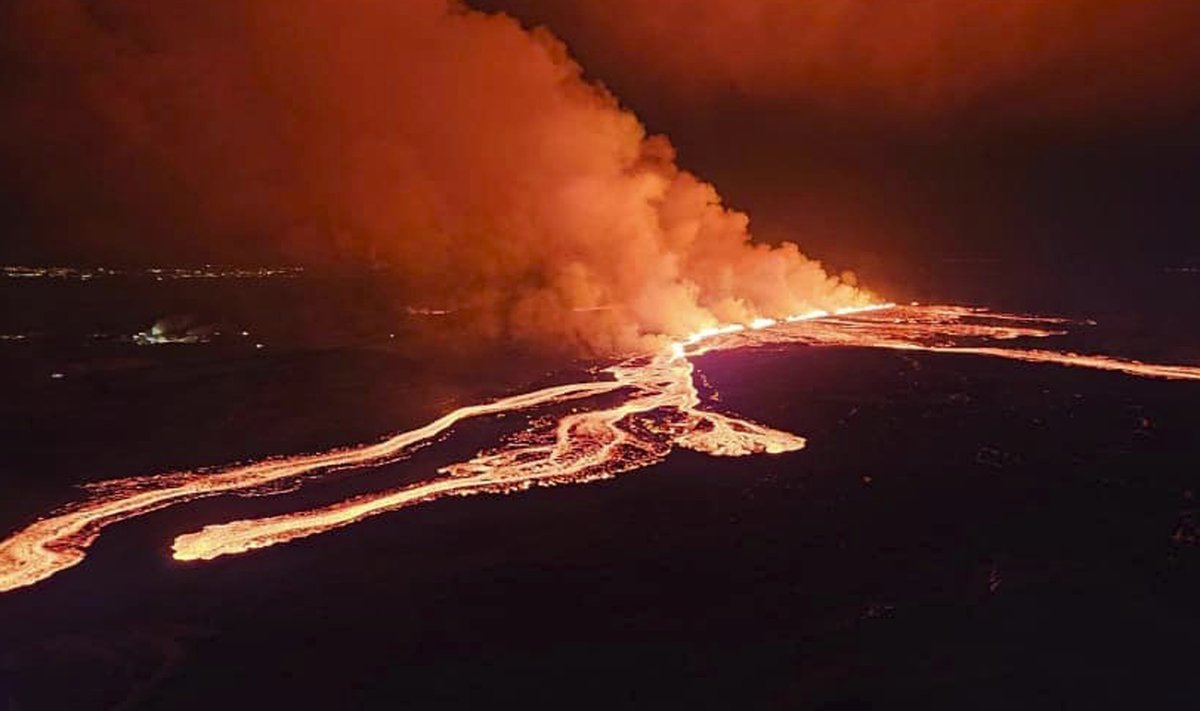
(2, 303, 1200, 593)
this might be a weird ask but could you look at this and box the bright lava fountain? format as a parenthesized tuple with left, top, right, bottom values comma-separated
(3, 304, 1200, 594)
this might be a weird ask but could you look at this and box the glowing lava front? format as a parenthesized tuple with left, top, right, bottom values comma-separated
(2, 304, 1200, 593)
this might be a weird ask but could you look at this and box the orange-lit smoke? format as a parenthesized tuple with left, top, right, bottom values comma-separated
(0, 0, 870, 352)
(496, 0, 1200, 125)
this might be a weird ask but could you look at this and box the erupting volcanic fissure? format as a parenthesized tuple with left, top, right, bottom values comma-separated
(3, 304, 1200, 594)
(0, 0, 875, 352)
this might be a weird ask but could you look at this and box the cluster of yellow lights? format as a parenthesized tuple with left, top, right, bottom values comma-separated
(2, 303, 1199, 594)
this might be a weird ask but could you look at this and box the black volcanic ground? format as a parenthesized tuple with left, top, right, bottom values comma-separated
(1, 267, 1199, 710)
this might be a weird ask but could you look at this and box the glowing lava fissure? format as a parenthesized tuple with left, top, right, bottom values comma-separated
(3, 304, 1200, 593)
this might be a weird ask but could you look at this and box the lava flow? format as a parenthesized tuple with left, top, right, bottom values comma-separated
(3, 304, 1200, 593)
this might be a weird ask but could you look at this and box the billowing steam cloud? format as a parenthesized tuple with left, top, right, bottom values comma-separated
(0, 0, 870, 352)
(486, 0, 1200, 124)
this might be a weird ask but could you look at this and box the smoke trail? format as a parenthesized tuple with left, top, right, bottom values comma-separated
(0, 0, 870, 352)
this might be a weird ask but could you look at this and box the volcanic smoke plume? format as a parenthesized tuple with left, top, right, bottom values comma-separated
(491, 0, 1200, 125)
(0, 0, 869, 352)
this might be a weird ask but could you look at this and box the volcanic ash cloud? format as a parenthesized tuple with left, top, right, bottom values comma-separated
(0, 0, 871, 352)
(509, 0, 1200, 125)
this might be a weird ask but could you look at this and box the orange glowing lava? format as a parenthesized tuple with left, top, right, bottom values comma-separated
(2, 304, 1199, 593)
(748, 305, 1200, 381)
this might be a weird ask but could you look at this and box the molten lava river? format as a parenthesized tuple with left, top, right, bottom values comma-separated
(3, 304, 1200, 594)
